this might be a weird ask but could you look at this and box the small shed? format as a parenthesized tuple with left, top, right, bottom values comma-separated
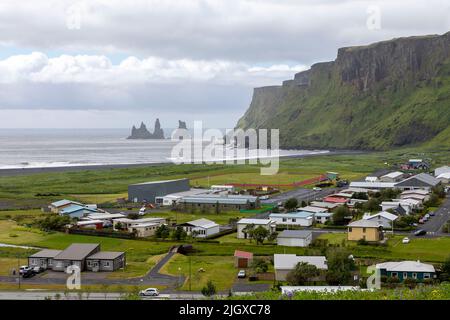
(234, 250, 253, 268)
(277, 230, 312, 247)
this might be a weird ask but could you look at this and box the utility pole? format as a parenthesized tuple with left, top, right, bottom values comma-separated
(189, 255, 192, 291)
(17, 255, 21, 290)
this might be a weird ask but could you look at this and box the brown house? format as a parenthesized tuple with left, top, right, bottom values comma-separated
(347, 219, 383, 242)
(234, 250, 253, 268)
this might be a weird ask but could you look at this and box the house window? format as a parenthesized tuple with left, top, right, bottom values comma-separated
(412, 273, 417, 279)
(403, 272, 408, 279)
(391, 272, 398, 278)
(423, 273, 430, 279)
(282, 218, 287, 222)
(87, 261, 92, 266)
(292, 219, 296, 222)
(349, 227, 352, 232)
(104, 261, 110, 267)
(362, 228, 366, 233)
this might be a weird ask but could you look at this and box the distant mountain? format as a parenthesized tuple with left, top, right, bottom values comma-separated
(127, 119, 165, 139)
(236, 32, 450, 150)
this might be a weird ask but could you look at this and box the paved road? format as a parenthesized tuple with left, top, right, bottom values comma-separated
(421, 193, 450, 234)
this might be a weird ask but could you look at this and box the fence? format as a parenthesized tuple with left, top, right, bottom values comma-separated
(67, 228, 136, 239)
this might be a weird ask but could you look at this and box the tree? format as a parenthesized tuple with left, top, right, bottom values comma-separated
(171, 226, 187, 240)
(286, 262, 320, 285)
(300, 201, 307, 208)
(284, 198, 298, 211)
(332, 205, 351, 225)
(155, 224, 170, 239)
(362, 198, 381, 212)
(201, 280, 217, 297)
(251, 226, 270, 245)
(325, 248, 355, 285)
(250, 258, 269, 274)
(37, 215, 71, 231)
(242, 224, 256, 241)
(424, 193, 440, 207)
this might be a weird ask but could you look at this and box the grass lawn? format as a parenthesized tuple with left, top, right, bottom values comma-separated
(107, 254, 165, 279)
(160, 254, 237, 291)
(0, 258, 28, 276)
(142, 210, 245, 225)
(317, 233, 450, 262)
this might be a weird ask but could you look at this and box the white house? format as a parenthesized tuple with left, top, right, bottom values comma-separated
(434, 165, 450, 177)
(400, 189, 430, 203)
(300, 206, 328, 214)
(309, 201, 341, 211)
(113, 217, 166, 237)
(210, 185, 235, 193)
(363, 211, 398, 229)
(236, 218, 276, 239)
(436, 172, 450, 184)
(314, 212, 332, 224)
(381, 201, 413, 215)
(277, 230, 312, 247)
(269, 212, 314, 227)
(274, 254, 328, 281)
(180, 218, 220, 238)
(155, 188, 208, 206)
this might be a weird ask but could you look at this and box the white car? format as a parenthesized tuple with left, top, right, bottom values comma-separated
(313, 187, 322, 191)
(402, 237, 410, 244)
(19, 265, 31, 275)
(139, 288, 159, 296)
(237, 270, 246, 278)
(139, 207, 147, 215)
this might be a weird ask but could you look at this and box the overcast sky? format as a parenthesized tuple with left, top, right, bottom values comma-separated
(0, 0, 449, 129)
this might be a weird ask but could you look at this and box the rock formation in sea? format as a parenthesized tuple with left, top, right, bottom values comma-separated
(127, 119, 165, 139)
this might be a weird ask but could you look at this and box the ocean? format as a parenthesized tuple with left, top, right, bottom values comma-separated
(0, 129, 329, 169)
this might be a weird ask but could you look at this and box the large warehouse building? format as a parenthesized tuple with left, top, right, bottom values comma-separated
(128, 178, 190, 203)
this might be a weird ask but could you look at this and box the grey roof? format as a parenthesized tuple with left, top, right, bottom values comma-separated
(395, 173, 440, 188)
(349, 181, 396, 189)
(29, 249, 62, 258)
(54, 243, 100, 261)
(182, 218, 218, 228)
(274, 254, 328, 270)
(180, 194, 257, 205)
(278, 230, 312, 239)
(347, 219, 382, 228)
(237, 218, 274, 225)
(86, 251, 124, 260)
(376, 261, 435, 273)
(130, 178, 189, 186)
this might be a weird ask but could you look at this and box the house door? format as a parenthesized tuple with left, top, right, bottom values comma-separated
(237, 258, 247, 268)
(92, 261, 99, 272)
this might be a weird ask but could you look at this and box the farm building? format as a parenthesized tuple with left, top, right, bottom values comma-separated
(128, 178, 190, 203)
(234, 250, 253, 268)
(176, 194, 260, 212)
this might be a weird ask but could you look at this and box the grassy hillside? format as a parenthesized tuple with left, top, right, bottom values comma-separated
(237, 33, 450, 151)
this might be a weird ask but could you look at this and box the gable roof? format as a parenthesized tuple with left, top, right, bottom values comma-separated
(86, 251, 124, 260)
(60, 204, 97, 215)
(274, 254, 328, 270)
(183, 218, 218, 228)
(310, 201, 340, 209)
(381, 171, 404, 179)
(278, 230, 312, 239)
(395, 173, 440, 188)
(50, 199, 80, 208)
(300, 206, 328, 213)
(270, 212, 314, 219)
(376, 261, 435, 273)
(363, 211, 398, 222)
(437, 172, 450, 179)
(237, 218, 274, 225)
(234, 250, 253, 259)
(54, 243, 100, 261)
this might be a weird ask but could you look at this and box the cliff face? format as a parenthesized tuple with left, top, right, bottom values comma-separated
(237, 32, 450, 150)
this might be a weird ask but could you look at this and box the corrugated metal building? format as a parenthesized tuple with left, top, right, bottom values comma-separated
(128, 178, 190, 203)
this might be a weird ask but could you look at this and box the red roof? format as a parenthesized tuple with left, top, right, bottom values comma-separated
(234, 250, 253, 259)
(323, 196, 348, 203)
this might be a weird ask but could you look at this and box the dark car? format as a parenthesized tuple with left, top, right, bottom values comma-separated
(22, 269, 36, 278)
(414, 229, 427, 236)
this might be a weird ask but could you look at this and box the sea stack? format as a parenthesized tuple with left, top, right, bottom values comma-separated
(127, 119, 165, 139)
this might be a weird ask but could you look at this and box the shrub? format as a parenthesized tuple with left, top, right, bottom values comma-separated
(357, 239, 369, 246)
(403, 278, 417, 288)
(201, 280, 217, 297)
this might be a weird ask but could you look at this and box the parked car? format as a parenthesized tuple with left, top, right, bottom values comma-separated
(259, 195, 269, 200)
(139, 288, 159, 296)
(139, 207, 147, 215)
(237, 270, 246, 278)
(414, 229, 427, 236)
(402, 237, 410, 244)
(19, 266, 31, 275)
(424, 213, 430, 219)
(22, 269, 35, 278)
(418, 218, 425, 224)
(428, 211, 435, 217)
(313, 187, 322, 191)
(33, 266, 45, 274)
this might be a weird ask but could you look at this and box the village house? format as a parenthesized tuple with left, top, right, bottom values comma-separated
(309, 201, 341, 211)
(314, 212, 332, 224)
(269, 212, 314, 227)
(394, 173, 440, 191)
(363, 211, 398, 229)
(436, 172, 450, 184)
(381, 201, 414, 215)
(376, 261, 436, 282)
(434, 165, 450, 177)
(48, 199, 82, 214)
(236, 218, 276, 239)
(179, 218, 220, 238)
(399, 189, 430, 203)
(347, 219, 383, 242)
(276, 230, 312, 247)
(113, 217, 166, 237)
(59, 204, 99, 219)
(274, 254, 328, 281)
(29, 243, 125, 272)
(176, 194, 260, 212)
(379, 171, 405, 183)
(234, 250, 253, 268)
